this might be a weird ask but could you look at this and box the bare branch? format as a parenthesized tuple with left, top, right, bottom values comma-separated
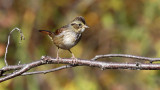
(92, 54, 160, 63)
(0, 59, 43, 82)
(1, 55, 160, 82)
(21, 65, 74, 76)
(4, 27, 25, 66)
(1, 65, 74, 76)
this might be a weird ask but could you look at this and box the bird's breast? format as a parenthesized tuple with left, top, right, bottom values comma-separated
(54, 31, 81, 50)
(63, 31, 79, 47)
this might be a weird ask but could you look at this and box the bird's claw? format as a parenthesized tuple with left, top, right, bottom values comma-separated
(56, 56, 61, 63)
(71, 56, 78, 65)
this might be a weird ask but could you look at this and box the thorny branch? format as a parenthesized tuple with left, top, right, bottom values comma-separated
(1, 27, 160, 82)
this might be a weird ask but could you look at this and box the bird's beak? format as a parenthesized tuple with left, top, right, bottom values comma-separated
(84, 25, 89, 28)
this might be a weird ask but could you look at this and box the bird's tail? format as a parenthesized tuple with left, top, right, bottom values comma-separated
(39, 30, 54, 41)
(39, 30, 53, 36)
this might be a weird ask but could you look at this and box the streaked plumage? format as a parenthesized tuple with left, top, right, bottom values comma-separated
(39, 16, 89, 59)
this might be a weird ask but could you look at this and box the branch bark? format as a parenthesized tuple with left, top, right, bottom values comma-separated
(1, 55, 160, 82)
(92, 54, 160, 63)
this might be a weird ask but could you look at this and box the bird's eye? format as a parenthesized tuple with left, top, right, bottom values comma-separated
(78, 24, 82, 26)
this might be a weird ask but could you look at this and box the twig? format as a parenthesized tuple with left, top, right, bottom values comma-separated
(21, 64, 74, 76)
(91, 54, 160, 63)
(4, 27, 25, 66)
(1, 64, 74, 76)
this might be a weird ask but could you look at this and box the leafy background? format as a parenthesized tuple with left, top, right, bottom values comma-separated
(0, 0, 160, 90)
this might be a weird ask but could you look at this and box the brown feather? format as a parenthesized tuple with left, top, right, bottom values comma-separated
(73, 16, 86, 24)
(53, 34, 64, 48)
(54, 28, 63, 35)
(54, 25, 68, 35)
(39, 30, 54, 37)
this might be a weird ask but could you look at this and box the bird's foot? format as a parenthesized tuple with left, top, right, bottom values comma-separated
(56, 56, 61, 63)
(71, 56, 78, 65)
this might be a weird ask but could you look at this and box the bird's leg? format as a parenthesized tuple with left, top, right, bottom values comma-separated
(68, 49, 77, 64)
(56, 48, 61, 63)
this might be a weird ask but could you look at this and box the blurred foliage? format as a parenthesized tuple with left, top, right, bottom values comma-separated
(0, 0, 160, 90)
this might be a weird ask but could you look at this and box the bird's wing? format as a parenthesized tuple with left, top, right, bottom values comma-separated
(54, 25, 68, 35)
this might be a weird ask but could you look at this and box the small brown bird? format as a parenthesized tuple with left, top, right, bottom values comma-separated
(39, 16, 89, 61)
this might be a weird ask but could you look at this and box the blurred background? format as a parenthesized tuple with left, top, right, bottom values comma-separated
(0, 0, 160, 90)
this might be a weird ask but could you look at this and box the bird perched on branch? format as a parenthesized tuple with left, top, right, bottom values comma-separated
(39, 16, 89, 62)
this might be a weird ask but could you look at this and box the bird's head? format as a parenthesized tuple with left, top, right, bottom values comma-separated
(70, 16, 89, 33)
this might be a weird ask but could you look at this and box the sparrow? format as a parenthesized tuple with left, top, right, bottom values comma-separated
(39, 16, 89, 61)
